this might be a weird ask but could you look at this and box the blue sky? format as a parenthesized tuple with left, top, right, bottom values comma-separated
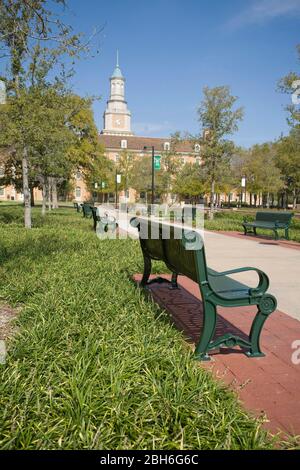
(13, 1, 300, 146)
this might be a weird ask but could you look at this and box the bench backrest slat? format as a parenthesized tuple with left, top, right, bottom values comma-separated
(135, 218, 208, 284)
(82, 203, 93, 216)
(255, 212, 293, 224)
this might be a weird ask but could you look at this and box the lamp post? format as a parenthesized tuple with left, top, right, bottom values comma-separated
(115, 171, 121, 209)
(94, 182, 98, 204)
(241, 176, 246, 207)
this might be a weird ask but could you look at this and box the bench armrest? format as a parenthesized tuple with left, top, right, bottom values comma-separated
(209, 267, 270, 295)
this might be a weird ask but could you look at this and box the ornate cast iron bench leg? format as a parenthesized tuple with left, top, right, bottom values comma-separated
(170, 272, 179, 290)
(194, 301, 217, 362)
(285, 228, 289, 240)
(246, 294, 277, 358)
(140, 251, 152, 287)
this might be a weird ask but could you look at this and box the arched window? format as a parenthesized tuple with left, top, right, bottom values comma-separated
(121, 140, 127, 149)
(75, 187, 81, 199)
(194, 144, 200, 153)
(164, 142, 170, 151)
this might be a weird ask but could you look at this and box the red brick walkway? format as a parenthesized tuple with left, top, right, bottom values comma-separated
(134, 274, 300, 437)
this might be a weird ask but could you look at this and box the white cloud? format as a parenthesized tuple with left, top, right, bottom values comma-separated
(132, 121, 173, 136)
(227, 0, 300, 29)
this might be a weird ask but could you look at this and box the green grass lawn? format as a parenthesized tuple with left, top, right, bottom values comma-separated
(204, 210, 300, 242)
(0, 207, 277, 450)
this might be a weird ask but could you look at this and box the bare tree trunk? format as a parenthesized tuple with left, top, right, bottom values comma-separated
(30, 186, 35, 207)
(42, 180, 47, 217)
(52, 178, 59, 209)
(293, 189, 297, 210)
(22, 147, 31, 229)
(284, 191, 288, 210)
(47, 177, 52, 211)
(209, 179, 215, 220)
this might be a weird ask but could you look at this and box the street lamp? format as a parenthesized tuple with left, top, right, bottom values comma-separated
(115, 171, 121, 209)
(241, 176, 246, 207)
(143, 146, 155, 205)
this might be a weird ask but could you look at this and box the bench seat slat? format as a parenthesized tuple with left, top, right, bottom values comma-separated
(208, 268, 251, 299)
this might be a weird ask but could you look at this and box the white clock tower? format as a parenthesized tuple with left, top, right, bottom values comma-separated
(102, 52, 134, 136)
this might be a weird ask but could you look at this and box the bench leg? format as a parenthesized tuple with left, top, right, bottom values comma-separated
(242, 225, 248, 236)
(285, 229, 289, 240)
(170, 272, 179, 290)
(253, 227, 257, 236)
(140, 251, 152, 287)
(274, 230, 279, 240)
(247, 294, 277, 358)
(194, 302, 217, 361)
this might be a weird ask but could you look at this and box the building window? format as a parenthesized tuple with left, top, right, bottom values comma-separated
(76, 171, 82, 180)
(115, 154, 120, 163)
(0, 166, 4, 178)
(0, 187, 4, 197)
(181, 157, 186, 165)
(194, 144, 200, 153)
(75, 187, 81, 199)
(121, 139, 127, 149)
(164, 142, 170, 151)
(195, 157, 201, 165)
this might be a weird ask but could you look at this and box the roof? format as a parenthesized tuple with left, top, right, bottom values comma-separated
(98, 134, 197, 154)
(111, 65, 123, 79)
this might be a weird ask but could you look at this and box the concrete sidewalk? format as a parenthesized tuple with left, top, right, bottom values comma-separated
(202, 231, 300, 321)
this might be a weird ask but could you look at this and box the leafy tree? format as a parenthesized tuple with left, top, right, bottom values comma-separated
(130, 155, 152, 201)
(197, 86, 244, 219)
(278, 44, 300, 127)
(158, 133, 184, 203)
(0, 0, 98, 227)
(246, 144, 283, 208)
(115, 150, 135, 199)
(66, 95, 112, 203)
(275, 133, 300, 209)
(173, 162, 209, 203)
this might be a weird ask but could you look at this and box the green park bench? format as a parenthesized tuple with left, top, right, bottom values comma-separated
(242, 212, 294, 240)
(74, 202, 82, 213)
(91, 207, 100, 231)
(131, 217, 277, 361)
(91, 207, 118, 233)
(82, 203, 93, 218)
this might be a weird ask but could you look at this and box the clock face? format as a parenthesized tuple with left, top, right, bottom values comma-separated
(115, 119, 121, 126)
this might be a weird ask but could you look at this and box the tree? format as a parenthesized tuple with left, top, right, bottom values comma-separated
(245, 144, 283, 208)
(158, 133, 184, 204)
(66, 94, 111, 204)
(0, 0, 98, 228)
(197, 86, 244, 219)
(116, 150, 135, 200)
(173, 162, 209, 203)
(278, 44, 300, 127)
(275, 134, 300, 209)
(130, 156, 152, 202)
